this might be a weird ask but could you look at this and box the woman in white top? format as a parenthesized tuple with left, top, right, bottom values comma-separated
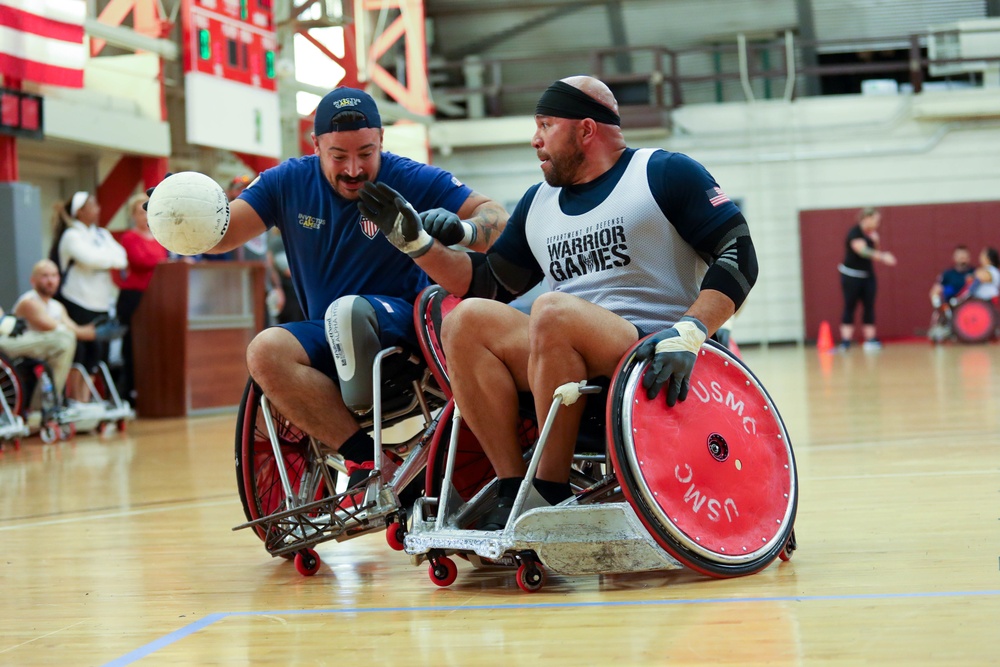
(971, 247, 1000, 301)
(50, 191, 128, 373)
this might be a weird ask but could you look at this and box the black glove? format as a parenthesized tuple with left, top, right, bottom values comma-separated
(0, 315, 26, 338)
(142, 172, 173, 210)
(94, 319, 128, 342)
(358, 182, 434, 257)
(634, 316, 708, 407)
(420, 208, 476, 247)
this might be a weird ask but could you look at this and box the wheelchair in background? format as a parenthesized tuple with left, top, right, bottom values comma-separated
(929, 297, 999, 344)
(0, 352, 29, 450)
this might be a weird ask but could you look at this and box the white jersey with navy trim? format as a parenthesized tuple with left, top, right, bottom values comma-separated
(523, 149, 707, 333)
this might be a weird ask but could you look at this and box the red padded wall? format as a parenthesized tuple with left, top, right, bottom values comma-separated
(799, 201, 1000, 342)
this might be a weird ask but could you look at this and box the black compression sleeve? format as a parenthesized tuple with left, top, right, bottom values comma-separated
(464, 251, 541, 303)
(695, 211, 758, 309)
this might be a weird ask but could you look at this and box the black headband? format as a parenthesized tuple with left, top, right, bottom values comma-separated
(534, 81, 621, 126)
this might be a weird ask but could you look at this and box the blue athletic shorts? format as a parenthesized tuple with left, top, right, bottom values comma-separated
(280, 295, 417, 379)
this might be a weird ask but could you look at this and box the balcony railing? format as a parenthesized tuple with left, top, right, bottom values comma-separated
(427, 25, 1000, 127)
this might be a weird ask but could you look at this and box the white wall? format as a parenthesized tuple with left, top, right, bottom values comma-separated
(429, 88, 1000, 344)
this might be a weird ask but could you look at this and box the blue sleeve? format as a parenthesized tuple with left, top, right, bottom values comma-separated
(389, 157, 472, 215)
(237, 163, 287, 231)
(648, 151, 741, 250)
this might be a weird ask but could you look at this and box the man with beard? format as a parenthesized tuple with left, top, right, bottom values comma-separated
(3, 260, 122, 403)
(359, 76, 758, 529)
(159, 87, 507, 482)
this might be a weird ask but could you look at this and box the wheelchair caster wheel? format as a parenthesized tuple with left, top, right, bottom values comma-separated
(40, 423, 58, 444)
(117, 419, 127, 433)
(294, 548, 321, 576)
(516, 560, 545, 593)
(779, 529, 797, 562)
(429, 556, 458, 587)
(386, 521, 405, 551)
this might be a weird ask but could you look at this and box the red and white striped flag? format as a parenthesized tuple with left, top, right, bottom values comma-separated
(0, 0, 86, 88)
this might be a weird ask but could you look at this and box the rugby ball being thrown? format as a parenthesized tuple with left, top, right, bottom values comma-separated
(146, 171, 230, 255)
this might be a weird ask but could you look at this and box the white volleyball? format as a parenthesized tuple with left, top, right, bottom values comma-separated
(146, 171, 230, 255)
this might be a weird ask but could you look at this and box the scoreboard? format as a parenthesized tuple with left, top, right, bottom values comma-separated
(181, 0, 281, 157)
(183, 0, 277, 90)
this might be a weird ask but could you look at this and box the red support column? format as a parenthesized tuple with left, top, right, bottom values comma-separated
(142, 156, 169, 190)
(96, 156, 143, 227)
(232, 152, 280, 175)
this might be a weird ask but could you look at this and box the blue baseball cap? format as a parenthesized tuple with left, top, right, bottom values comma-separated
(313, 87, 382, 135)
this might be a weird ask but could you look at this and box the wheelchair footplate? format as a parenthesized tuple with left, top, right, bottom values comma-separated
(406, 495, 684, 586)
(233, 429, 433, 565)
(234, 474, 400, 557)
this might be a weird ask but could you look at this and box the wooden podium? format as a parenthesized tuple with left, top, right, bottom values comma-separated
(132, 261, 265, 417)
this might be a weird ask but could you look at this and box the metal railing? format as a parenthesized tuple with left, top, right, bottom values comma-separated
(427, 26, 1000, 127)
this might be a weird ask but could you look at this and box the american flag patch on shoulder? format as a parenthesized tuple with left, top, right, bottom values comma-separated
(706, 187, 731, 207)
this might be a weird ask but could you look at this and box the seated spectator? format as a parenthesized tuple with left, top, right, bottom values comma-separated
(4, 261, 122, 405)
(929, 245, 974, 309)
(114, 193, 169, 401)
(50, 192, 128, 388)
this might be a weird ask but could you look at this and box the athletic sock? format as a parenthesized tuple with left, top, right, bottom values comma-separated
(497, 476, 524, 501)
(532, 478, 573, 505)
(338, 429, 375, 464)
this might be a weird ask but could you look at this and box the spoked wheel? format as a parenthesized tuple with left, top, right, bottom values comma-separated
(516, 555, 546, 593)
(428, 553, 458, 587)
(609, 339, 798, 579)
(294, 548, 321, 576)
(0, 352, 23, 419)
(235, 379, 336, 553)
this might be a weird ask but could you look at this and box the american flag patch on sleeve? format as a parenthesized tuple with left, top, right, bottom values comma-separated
(706, 187, 731, 207)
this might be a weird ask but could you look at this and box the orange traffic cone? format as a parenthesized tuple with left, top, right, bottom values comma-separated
(816, 320, 834, 353)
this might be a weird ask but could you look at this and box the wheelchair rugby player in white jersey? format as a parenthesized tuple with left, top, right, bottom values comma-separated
(358, 76, 798, 591)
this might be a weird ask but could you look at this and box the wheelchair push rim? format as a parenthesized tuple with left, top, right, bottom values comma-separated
(608, 339, 797, 578)
(414, 285, 462, 399)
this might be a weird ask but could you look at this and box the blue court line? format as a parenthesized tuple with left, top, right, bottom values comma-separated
(102, 589, 1000, 667)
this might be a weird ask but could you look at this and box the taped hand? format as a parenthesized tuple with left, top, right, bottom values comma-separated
(358, 182, 434, 257)
(420, 208, 475, 247)
(634, 316, 708, 407)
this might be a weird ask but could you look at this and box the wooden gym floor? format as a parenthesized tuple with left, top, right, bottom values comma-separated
(1, 342, 998, 666)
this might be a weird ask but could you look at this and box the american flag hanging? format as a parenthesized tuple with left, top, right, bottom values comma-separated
(706, 186, 731, 208)
(359, 215, 378, 239)
(0, 0, 86, 88)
